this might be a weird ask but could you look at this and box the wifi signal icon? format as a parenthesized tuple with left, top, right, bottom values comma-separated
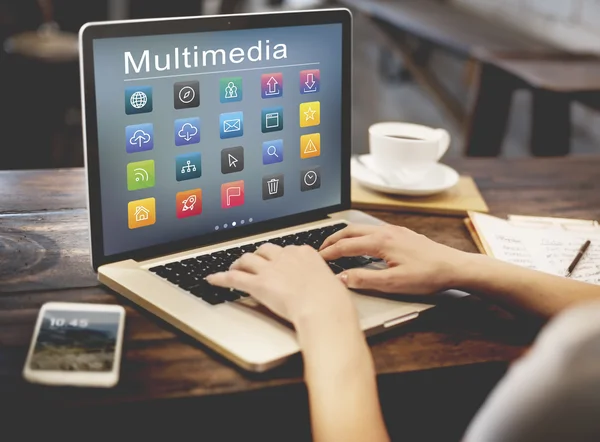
(127, 160, 155, 191)
(134, 168, 149, 182)
(174, 81, 200, 109)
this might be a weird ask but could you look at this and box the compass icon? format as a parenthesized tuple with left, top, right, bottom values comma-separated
(179, 86, 195, 104)
(173, 81, 200, 109)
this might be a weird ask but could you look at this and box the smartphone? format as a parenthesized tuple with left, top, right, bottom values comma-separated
(23, 302, 126, 388)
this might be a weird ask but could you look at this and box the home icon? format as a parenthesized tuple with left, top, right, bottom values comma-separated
(135, 205, 150, 222)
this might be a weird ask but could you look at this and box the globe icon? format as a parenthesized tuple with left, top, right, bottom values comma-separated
(130, 91, 148, 109)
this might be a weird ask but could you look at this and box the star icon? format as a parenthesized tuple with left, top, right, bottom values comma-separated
(304, 107, 317, 121)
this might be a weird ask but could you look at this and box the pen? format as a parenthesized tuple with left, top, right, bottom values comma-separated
(565, 240, 591, 278)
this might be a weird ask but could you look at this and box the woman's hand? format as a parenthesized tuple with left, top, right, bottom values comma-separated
(320, 224, 473, 295)
(209, 243, 389, 442)
(206, 243, 358, 330)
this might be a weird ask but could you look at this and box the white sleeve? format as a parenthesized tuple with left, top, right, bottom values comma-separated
(464, 301, 600, 442)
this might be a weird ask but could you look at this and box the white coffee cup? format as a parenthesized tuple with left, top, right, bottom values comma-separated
(369, 122, 450, 185)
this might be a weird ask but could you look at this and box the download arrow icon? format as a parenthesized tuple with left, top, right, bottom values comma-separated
(305, 73, 316, 90)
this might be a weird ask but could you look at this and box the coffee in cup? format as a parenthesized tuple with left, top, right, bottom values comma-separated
(368, 122, 450, 185)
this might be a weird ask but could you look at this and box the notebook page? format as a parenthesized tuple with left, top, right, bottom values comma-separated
(469, 212, 542, 271)
(507, 215, 599, 230)
(470, 212, 600, 284)
(537, 231, 600, 284)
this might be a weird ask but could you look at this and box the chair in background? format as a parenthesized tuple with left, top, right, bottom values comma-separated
(1, 0, 80, 170)
(334, 0, 600, 157)
(0, 0, 205, 170)
(466, 52, 600, 157)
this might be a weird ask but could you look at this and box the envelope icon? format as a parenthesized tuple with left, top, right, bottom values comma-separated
(224, 119, 241, 132)
(220, 112, 244, 139)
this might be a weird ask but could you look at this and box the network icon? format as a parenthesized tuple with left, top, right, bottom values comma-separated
(176, 153, 202, 182)
(181, 160, 197, 174)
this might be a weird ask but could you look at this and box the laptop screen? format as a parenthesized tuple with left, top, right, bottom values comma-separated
(91, 21, 344, 257)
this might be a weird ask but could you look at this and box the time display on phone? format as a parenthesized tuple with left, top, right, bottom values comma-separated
(49, 317, 89, 328)
(29, 310, 121, 372)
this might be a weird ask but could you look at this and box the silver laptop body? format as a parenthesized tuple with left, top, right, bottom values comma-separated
(80, 9, 433, 372)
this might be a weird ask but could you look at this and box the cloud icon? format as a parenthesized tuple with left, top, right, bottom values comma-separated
(178, 122, 199, 141)
(129, 129, 151, 147)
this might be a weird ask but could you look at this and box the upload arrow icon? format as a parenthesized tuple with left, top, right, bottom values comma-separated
(261, 73, 283, 98)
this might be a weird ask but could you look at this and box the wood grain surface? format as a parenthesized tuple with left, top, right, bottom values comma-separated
(2, 157, 600, 411)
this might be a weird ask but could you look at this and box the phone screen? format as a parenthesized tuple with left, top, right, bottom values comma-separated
(29, 309, 121, 372)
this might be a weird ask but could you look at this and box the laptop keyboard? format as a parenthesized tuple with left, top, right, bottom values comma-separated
(148, 223, 378, 306)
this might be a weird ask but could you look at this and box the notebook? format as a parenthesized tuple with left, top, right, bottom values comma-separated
(351, 176, 489, 216)
(466, 211, 600, 285)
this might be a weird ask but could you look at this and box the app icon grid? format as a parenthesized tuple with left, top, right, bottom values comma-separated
(124, 68, 323, 228)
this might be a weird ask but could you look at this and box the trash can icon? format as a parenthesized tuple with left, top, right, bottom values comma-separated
(267, 178, 280, 195)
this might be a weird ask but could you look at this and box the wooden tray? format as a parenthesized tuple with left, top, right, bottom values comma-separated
(351, 176, 489, 216)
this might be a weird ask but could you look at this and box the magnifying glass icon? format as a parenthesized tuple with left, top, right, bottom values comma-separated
(267, 145, 279, 158)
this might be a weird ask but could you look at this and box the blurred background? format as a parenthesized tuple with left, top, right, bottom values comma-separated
(1, 0, 599, 170)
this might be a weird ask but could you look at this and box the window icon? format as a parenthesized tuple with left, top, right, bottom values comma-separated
(300, 69, 320, 94)
(125, 86, 153, 115)
(220, 111, 244, 139)
(262, 107, 283, 133)
(128, 197, 156, 229)
(127, 159, 155, 191)
(220, 77, 243, 103)
(300, 101, 320, 128)
(173, 81, 200, 109)
(262, 174, 284, 200)
(175, 117, 200, 146)
(176, 152, 202, 182)
(301, 167, 321, 192)
(176, 189, 203, 219)
(221, 146, 244, 174)
(262, 139, 283, 165)
(300, 133, 321, 159)
(221, 180, 245, 209)
(261, 73, 283, 98)
(125, 123, 153, 153)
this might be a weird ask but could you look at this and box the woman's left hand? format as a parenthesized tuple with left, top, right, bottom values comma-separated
(206, 243, 358, 331)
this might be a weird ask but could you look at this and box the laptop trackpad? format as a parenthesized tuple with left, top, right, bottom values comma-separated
(235, 291, 431, 332)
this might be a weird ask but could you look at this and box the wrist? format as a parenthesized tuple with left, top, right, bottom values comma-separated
(293, 291, 365, 359)
(448, 252, 496, 291)
(293, 292, 358, 341)
(299, 314, 373, 384)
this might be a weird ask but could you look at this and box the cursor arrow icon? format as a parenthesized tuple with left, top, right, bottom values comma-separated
(228, 154, 238, 168)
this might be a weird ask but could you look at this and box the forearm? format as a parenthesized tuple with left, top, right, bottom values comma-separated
(457, 253, 600, 318)
(296, 306, 389, 442)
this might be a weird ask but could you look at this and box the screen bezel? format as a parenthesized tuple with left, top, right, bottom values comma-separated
(22, 302, 125, 387)
(80, 9, 353, 270)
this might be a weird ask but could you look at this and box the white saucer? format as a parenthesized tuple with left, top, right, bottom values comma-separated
(351, 154, 459, 196)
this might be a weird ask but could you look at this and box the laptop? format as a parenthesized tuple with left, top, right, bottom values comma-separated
(79, 8, 434, 372)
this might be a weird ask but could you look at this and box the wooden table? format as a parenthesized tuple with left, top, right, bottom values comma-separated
(466, 54, 600, 157)
(3, 157, 600, 440)
(334, 0, 558, 126)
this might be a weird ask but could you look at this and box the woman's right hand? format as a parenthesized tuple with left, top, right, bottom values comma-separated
(320, 224, 474, 295)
